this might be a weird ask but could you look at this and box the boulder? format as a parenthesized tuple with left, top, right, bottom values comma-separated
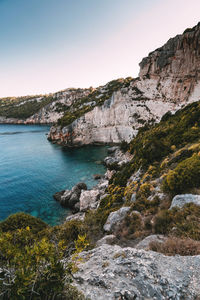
(56, 182, 87, 208)
(60, 190, 71, 206)
(104, 156, 119, 168)
(170, 194, 200, 209)
(107, 146, 119, 154)
(104, 169, 116, 180)
(103, 207, 131, 233)
(93, 174, 102, 180)
(53, 190, 65, 202)
(79, 189, 100, 212)
(72, 244, 200, 300)
(130, 193, 136, 202)
(75, 182, 87, 190)
(65, 212, 85, 222)
(135, 234, 167, 250)
(96, 235, 117, 247)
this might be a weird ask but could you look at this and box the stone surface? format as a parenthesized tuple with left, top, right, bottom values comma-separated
(103, 207, 131, 232)
(130, 194, 136, 202)
(72, 244, 200, 300)
(57, 182, 87, 208)
(65, 212, 85, 222)
(170, 194, 200, 209)
(96, 235, 117, 247)
(135, 235, 167, 250)
(53, 190, 65, 202)
(79, 189, 100, 212)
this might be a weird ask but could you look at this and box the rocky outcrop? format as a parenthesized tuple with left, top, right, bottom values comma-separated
(103, 207, 131, 233)
(170, 194, 200, 209)
(96, 235, 118, 247)
(79, 190, 100, 212)
(48, 22, 200, 147)
(139, 23, 200, 103)
(135, 234, 167, 250)
(54, 182, 87, 209)
(72, 244, 200, 300)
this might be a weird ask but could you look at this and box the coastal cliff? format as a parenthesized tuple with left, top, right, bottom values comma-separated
(48, 22, 200, 146)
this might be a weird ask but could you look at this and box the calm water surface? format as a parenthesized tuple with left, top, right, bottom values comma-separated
(0, 124, 107, 225)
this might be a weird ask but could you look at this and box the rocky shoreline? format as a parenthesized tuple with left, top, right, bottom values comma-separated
(53, 146, 132, 221)
(52, 143, 200, 299)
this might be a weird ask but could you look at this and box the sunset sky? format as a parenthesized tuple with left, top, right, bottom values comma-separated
(0, 0, 200, 97)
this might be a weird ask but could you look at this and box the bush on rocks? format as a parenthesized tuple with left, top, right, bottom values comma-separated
(162, 154, 200, 194)
(149, 237, 200, 256)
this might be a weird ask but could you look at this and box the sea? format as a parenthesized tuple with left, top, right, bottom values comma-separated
(0, 124, 107, 225)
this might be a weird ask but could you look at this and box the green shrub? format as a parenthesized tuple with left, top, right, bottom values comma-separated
(154, 204, 200, 239)
(0, 216, 85, 299)
(120, 140, 129, 153)
(0, 212, 48, 234)
(162, 154, 200, 194)
(149, 237, 200, 256)
(132, 196, 160, 215)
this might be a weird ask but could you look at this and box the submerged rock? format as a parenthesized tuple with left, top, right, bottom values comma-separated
(170, 194, 200, 209)
(72, 244, 200, 300)
(93, 174, 103, 180)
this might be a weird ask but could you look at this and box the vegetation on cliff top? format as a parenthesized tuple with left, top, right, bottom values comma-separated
(57, 77, 133, 128)
(0, 95, 55, 120)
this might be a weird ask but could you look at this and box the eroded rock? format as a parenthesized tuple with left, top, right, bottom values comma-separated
(72, 244, 200, 300)
(135, 234, 167, 250)
(79, 189, 100, 212)
(170, 194, 200, 209)
(103, 207, 131, 233)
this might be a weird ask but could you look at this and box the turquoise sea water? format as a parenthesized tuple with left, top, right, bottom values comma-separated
(0, 124, 107, 225)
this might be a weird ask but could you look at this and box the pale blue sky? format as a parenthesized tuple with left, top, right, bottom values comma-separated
(0, 0, 200, 97)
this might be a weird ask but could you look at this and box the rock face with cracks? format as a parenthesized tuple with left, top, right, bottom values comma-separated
(72, 244, 200, 300)
(49, 23, 200, 146)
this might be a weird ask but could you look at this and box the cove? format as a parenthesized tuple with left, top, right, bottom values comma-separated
(0, 124, 107, 225)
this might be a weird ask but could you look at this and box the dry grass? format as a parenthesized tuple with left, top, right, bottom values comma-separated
(149, 237, 200, 256)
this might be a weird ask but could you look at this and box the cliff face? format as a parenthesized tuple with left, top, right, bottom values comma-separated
(48, 23, 200, 146)
(0, 89, 91, 125)
(2, 23, 200, 146)
(138, 23, 200, 104)
(48, 85, 178, 145)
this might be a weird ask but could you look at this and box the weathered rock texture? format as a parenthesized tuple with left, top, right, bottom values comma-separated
(0, 88, 91, 124)
(170, 194, 200, 209)
(139, 23, 200, 103)
(72, 244, 200, 300)
(103, 207, 131, 233)
(49, 23, 200, 146)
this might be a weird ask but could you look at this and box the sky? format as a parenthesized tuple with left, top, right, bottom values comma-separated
(0, 0, 200, 97)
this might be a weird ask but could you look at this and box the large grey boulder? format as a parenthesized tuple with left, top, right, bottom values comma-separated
(170, 194, 200, 209)
(96, 235, 117, 247)
(72, 244, 200, 300)
(103, 207, 131, 232)
(79, 189, 100, 212)
(65, 212, 85, 222)
(135, 234, 167, 250)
